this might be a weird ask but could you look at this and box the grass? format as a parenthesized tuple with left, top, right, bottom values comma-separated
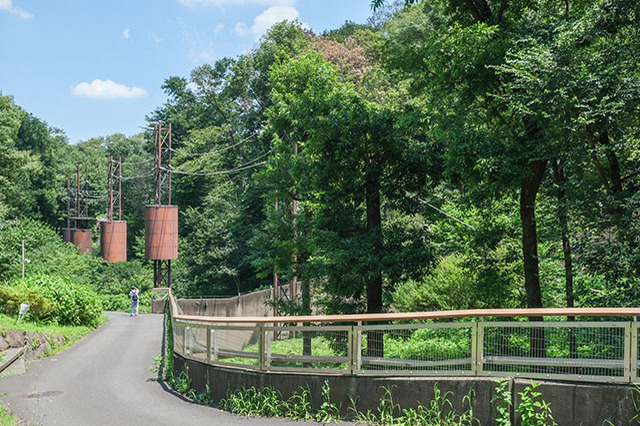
(0, 313, 108, 358)
(222, 335, 340, 366)
(0, 404, 19, 426)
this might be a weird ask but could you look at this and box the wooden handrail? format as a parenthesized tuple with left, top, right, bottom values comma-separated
(161, 288, 640, 324)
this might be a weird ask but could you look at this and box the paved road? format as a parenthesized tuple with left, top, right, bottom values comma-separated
(0, 312, 336, 426)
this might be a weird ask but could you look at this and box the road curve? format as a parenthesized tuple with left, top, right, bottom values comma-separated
(0, 312, 335, 426)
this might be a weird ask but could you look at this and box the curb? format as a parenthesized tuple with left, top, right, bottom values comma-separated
(0, 346, 25, 374)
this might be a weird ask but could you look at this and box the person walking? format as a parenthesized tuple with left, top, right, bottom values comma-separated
(129, 285, 139, 316)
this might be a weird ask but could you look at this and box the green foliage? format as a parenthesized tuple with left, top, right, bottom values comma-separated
(222, 386, 288, 417)
(0, 218, 102, 287)
(11, 275, 102, 326)
(220, 381, 339, 420)
(0, 285, 54, 321)
(384, 328, 470, 361)
(491, 380, 512, 426)
(392, 254, 474, 312)
(171, 370, 192, 394)
(516, 381, 556, 426)
(316, 380, 342, 422)
(0, 403, 19, 426)
(349, 383, 477, 425)
(285, 385, 314, 420)
(99, 292, 151, 313)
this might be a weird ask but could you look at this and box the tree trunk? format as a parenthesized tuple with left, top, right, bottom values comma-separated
(552, 158, 577, 362)
(520, 158, 547, 360)
(520, 159, 546, 310)
(365, 168, 383, 359)
(299, 254, 312, 358)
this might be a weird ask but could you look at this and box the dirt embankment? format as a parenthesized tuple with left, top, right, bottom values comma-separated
(0, 330, 67, 361)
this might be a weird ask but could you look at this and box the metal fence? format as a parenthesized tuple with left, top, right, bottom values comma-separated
(162, 289, 640, 384)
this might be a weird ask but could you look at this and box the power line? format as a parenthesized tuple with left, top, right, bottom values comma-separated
(169, 133, 257, 157)
(166, 160, 268, 177)
(121, 170, 155, 180)
(405, 191, 476, 230)
(164, 151, 271, 176)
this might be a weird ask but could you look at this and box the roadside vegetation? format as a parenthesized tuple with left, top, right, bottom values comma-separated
(0, 218, 154, 317)
(0, 404, 19, 426)
(166, 366, 559, 426)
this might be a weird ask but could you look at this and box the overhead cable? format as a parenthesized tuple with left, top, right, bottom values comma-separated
(405, 191, 476, 230)
(170, 133, 257, 157)
(120, 170, 155, 180)
(164, 150, 271, 176)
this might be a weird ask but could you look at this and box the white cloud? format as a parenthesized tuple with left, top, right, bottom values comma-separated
(234, 22, 249, 37)
(0, 0, 33, 19)
(179, 0, 294, 7)
(151, 32, 162, 43)
(188, 41, 216, 63)
(214, 23, 224, 33)
(251, 5, 304, 41)
(71, 80, 148, 100)
(123, 28, 130, 39)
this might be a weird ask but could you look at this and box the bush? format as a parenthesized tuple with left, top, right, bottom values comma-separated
(11, 275, 103, 326)
(100, 291, 152, 313)
(0, 285, 54, 321)
(0, 218, 102, 287)
(392, 254, 475, 312)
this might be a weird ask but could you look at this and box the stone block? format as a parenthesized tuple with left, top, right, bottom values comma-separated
(4, 330, 24, 347)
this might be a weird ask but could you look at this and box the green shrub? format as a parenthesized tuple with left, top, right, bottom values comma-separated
(11, 275, 102, 326)
(99, 291, 152, 313)
(392, 254, 475, 312)
(0, 218, 102, 287)
(100, 293, 131, 311)
(0, 285, 54, 321)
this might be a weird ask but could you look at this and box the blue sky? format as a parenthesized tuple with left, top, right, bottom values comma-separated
(0, 0, 373, 144)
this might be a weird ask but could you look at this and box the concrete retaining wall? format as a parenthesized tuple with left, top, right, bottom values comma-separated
(175, 286, 286, 351)
(176, 286, 284, 317)
(174, 354, 640, 425)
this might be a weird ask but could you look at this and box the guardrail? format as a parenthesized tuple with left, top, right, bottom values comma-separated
(160, 288, 640, 384)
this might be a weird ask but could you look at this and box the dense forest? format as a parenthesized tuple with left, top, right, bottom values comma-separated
(1, 0, 639, 320)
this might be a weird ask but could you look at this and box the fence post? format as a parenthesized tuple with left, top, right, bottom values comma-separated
(353, 323, 362, 374)
(212, 329, 219, 362)
(348, 326, 354, 374)
(206, 325, 211, 363)
(471, 322, 479, 375)
(626, 322, 636, 383)
(266, 329, 272, 370)
(472, 322, 484, 376)
(632, 322, 638, 383)
(184, 326, 190, 356)
(258, 325, 265, 371)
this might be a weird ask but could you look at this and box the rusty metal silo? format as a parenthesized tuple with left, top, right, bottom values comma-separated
(71, 229, 92, 254)
(145, 205, 178, 260)
(61, 228, 74, 243)
(100, 221, 127, 263)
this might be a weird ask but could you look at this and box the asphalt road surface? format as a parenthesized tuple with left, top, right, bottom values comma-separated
(0, 312, 339, 426)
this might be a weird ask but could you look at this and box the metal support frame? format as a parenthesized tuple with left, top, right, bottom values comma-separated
(151, 123, 173, 288)
(69, 164, 94, 227)
(153, 259, 171, 288)
(66, 175, 72, 229)
(107, 156, 122, 221)
(154, 123, 172, 206)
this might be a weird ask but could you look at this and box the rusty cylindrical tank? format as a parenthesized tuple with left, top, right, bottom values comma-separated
(71, 229, 92, 254)
(145, 205, 178, 260)
(61, 228, 75, 243)
(100, 221, 127, 263)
